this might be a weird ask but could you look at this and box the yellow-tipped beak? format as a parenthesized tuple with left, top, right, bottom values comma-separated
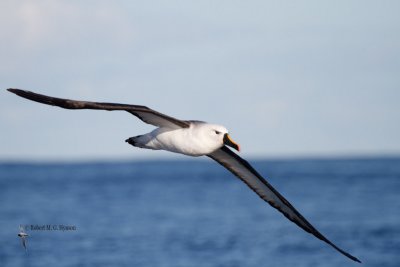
(223, 133, 240, 152)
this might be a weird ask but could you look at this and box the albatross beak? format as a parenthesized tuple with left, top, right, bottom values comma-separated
(223, 133, 240, 152)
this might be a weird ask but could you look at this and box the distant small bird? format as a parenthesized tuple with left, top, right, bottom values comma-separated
(18, 225, 28, 251)
(7, 89, 361, 263)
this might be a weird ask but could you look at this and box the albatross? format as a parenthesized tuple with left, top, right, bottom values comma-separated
(7, 88, 361, 263)
(18, 225, 28, 251)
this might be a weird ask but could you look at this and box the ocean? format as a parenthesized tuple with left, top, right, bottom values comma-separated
(0, 158, 399, 267)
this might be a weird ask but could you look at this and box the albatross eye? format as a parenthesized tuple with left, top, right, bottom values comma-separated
(214, 130, 221, 135)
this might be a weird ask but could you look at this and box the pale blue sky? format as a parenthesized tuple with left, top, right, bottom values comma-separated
(1, 1, 399, 160)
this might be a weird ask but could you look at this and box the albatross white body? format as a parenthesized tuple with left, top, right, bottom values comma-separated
(6, 88, 361, 263)
(128, 122, 231, 156)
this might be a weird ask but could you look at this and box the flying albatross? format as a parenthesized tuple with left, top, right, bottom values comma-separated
(18, 225, 28, 251)
(7, 88, 360, 263)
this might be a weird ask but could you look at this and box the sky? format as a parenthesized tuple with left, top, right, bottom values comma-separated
(1, 0, 399, 161)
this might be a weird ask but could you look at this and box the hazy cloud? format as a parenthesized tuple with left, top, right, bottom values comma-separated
(1, 1, 399, 160)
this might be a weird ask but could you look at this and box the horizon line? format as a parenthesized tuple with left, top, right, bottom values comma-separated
(1, 153, 400, 164)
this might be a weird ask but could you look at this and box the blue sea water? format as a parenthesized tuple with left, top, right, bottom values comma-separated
(0, 158, 399, 267)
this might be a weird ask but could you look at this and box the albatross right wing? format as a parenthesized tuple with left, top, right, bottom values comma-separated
(7, 89, 189, 129)
(208, 146, 361, 263)
(21, 237, 27, 251)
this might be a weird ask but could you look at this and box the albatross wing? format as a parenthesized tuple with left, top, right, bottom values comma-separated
(208, 146, 361, 263)
(21, 237, 27, 250)
(7, 89, 189, 129)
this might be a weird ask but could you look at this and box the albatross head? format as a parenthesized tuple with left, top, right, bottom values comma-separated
(204, 124, 240, 152)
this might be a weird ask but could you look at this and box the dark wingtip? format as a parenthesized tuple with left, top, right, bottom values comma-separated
(354, 257, 362, 263)
(341, 250, 361, 263)
(7, 88, 27, 95)
(6, 88, 59, 107)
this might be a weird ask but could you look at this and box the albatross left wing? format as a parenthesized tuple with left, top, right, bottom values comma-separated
(7, 89, 189, 129)
(208, 146, 361, 263)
